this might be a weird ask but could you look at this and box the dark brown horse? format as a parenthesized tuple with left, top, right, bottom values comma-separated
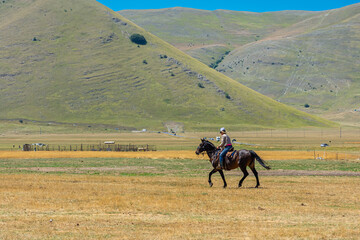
(195, 139, 270, 188)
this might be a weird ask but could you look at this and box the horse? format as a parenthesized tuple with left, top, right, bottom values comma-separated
(195, 139, 270, 188)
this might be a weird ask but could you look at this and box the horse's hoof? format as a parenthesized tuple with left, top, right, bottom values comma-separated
(223, 185, 227, 189)
(255, 185, 259, 188)
(238, 185, 242, 188)
(209, 182, 213, 187)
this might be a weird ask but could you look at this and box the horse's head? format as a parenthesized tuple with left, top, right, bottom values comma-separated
(195, 139, 216, 155)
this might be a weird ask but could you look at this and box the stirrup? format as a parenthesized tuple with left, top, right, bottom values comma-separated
(216, 163, 224, 170)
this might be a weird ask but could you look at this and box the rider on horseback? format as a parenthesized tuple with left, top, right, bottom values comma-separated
(217, 127, 232, 169)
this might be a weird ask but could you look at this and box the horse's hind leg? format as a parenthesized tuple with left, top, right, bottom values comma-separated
(208, 169, 217, 187)
(238, 165, 249, 188)
(219, 170, 227, 188)
(250, 165, 260, 188)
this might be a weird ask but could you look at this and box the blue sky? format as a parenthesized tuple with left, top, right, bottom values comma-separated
(97, 0, 359, 12)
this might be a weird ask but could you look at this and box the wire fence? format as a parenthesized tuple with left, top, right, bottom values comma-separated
(258, 150, 360, 161)
(232, 128, 360, 139)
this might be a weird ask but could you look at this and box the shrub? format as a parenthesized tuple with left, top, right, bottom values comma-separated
(225, 93, 231, 99)
(304, 103, 310, 108)
(198, 83, 205, 88)
(143, 60, 147, 64)
(130, 33, 147, 45)
(209, 63, 217, 69)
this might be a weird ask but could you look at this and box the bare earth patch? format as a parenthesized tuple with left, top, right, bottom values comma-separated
(8, 166, 156, 174)
(258, 169, 360, 176)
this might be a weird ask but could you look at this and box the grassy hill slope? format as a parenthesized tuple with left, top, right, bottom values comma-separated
(120, 5, 360, 126)
(0, 0, 333, 131)
(217, 3, 360, 125)
(120, 8, 318, 66)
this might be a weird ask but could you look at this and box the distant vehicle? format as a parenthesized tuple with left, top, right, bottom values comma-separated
(32, 143, 46, 147)
(209, 138, 214, 141)
(216, 137, 220, 141)
(104, 141, 115, 144)
(320, 143, 329, 147)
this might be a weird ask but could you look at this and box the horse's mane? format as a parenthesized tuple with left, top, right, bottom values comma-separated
(204, 140, 216, 150)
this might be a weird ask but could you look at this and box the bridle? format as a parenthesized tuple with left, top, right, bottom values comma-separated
(196, 140, 217, 155)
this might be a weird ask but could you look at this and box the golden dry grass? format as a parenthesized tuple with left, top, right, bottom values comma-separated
(0, 174, 359, 239)
(0, 150, 359, 161)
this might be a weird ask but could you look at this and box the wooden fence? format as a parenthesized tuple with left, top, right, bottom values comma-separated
(23, 144, 156, 152)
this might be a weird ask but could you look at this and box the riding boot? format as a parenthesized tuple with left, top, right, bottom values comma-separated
(216, 161, 222, 170)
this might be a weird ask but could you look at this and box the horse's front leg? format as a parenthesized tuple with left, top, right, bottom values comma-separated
(208, 169, 217, 187)
(219, 170, 227, 188)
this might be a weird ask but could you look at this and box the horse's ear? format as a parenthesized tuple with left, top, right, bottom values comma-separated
(200, 138, 204, 142)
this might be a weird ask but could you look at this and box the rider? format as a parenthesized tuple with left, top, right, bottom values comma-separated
(217, 127, 232, 169)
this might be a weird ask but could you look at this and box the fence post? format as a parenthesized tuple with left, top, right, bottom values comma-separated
(340, 127, 342, 139)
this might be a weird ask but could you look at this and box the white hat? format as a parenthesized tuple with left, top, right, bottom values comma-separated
(220, 127, 226, 133)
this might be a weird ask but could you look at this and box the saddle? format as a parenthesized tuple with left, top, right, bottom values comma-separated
(213, 149, 237, 170)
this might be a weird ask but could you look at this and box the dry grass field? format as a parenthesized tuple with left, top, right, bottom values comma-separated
(0, 129, 359, 239)
(1, 174, 359, 239)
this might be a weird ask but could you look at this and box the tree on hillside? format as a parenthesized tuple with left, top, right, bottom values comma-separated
(130, 33, 147, 45)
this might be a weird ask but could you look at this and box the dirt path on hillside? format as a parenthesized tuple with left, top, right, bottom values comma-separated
(177, 43, 229, 51)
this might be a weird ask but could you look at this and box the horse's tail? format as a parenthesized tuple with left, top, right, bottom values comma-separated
(250, 150, 271, 170)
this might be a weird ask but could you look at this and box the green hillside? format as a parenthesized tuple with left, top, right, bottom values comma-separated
(0, 0, 333, 131)
(120, 8, 318, 66)
(120, 5, 360, 126)
(217, 3, 360, 126)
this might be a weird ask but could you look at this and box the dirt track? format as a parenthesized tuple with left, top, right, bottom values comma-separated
(3, 167, 360, 176)
(258, 170, 360, 176)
